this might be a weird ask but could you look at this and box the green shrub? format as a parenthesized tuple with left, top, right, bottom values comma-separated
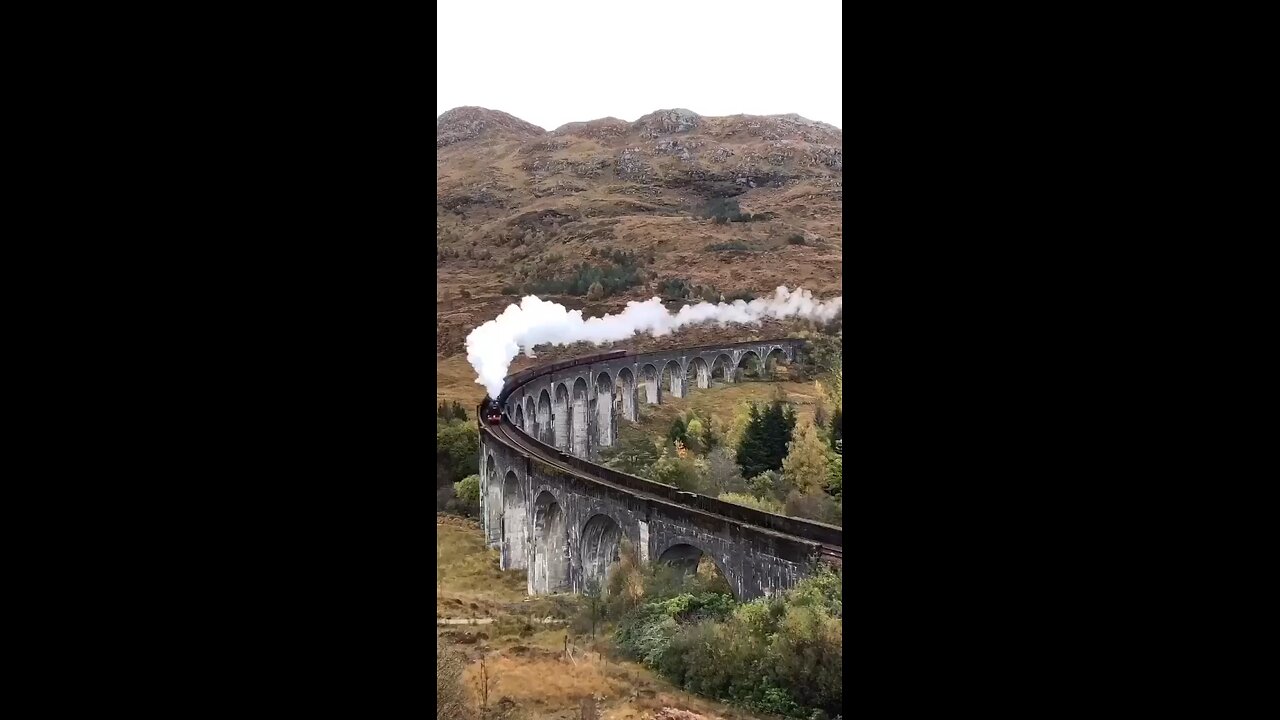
(518, 250, 642, 298)
(657, 277, 692, 300)
(705, 241, 750, 252)
(719, 492, 784, 514)
(612, 567, 843, 719)
(436, 419, 479, 484)
(453, 474, 481, 517)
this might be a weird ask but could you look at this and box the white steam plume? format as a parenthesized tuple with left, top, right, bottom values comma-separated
(465, 286, 841, 398)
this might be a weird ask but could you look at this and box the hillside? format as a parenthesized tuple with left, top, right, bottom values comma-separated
(436, 106, 843, 403)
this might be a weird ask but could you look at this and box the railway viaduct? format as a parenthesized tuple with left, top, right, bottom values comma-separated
(477, 338, 842, 601)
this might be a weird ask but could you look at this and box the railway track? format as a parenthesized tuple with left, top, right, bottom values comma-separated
(487, 419, 842, 568)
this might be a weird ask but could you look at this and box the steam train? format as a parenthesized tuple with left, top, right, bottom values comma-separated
(483, 397, 503, 425)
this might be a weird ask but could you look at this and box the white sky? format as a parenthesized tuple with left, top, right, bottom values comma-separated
(437, 0, 842, 132)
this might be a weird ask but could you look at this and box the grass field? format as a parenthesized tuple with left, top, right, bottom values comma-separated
(629, 378, 824, 442)
(436, 517, 770, 720)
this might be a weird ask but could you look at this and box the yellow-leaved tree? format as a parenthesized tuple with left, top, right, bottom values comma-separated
(782, 420, 830, 494)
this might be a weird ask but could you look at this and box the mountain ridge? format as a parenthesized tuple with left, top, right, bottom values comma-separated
(435, 105, 842, 358)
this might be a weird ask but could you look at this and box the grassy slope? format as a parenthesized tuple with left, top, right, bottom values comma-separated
(436, 517, 770, 720)
(628, 378, 823, 443)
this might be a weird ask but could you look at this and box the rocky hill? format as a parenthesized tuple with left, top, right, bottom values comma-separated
(436, 106, 843, 359)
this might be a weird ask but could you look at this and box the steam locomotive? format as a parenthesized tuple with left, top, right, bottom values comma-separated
(483, 397, 503, 425)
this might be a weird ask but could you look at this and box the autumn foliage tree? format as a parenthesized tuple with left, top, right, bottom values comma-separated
(782, 421, 829, 494)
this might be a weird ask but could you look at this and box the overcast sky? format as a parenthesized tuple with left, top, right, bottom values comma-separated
(437, 0, 842, 132)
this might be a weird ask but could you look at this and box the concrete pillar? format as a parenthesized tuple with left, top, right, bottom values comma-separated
(572, 379, 589, 457)
(537, 392, 552, 445)
(554, 385, 568, 450)
(484, 458, 501, 547)
(644, 371, 660, 404)
(501, 473, 527, 570)
(619, 373, 637, 421)
(670, 367, 684, 398)
(596, 378, 614, 448)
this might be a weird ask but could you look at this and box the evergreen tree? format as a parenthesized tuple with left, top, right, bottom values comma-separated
(451, 401, 467, 421)
(668, 417, 687, 445)
(736, 404, 769, 479)
(755, 400, 796, 474)
(758, 402, 782, 468)
(700, 414, 716, 451)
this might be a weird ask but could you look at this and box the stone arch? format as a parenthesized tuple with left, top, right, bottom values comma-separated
(484, 453, 500, 546)
(711, 354, 734, 384)
(579, 513, 623, 590)
(615, 367, 637, 422)
(657, 541, 737, 599)
(661, 359, 684, 398)
(571, 376, 589, 456)
(514, 403, 525, 430)
(595, 372, 614, 448)
(553, 383, 570, 450)
(524, 396, 536, 436)
(763, 347, 787, 379)
(501, 470, 527, 570)
(532, 490, 569, 594)
(537, 389, 553, 444)
(639, 363, 661, 404)
(660, 540, 742, 597)
(686, 356, 711, 390)
(735, 350, 762, 382)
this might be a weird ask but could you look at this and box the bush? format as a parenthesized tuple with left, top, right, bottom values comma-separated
(652, 446, 701, 491)
(518, 251, 642, 298)
(719, 491, 784, 514)
(784, 489, 841, 525)
(702, 196, 764, 223)
(599, 431, 660, 478)
(612, 567, 843, 719)
(787, 234, 807, 245)
(657, 277, 693, 301)
(722, 290, 758, 302)
(453, 474, 481, 517)
(747, 470, 789, 502)
(437, 419, 479, 484)
(705, 241, 750, 252)
(704, 446, 745, 495)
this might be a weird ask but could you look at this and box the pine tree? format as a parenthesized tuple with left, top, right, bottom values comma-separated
(783, 421, 830, 494)
(668, 417, 687, 445)
(736, 404, 769, 479)
(755, 400, 796, 474)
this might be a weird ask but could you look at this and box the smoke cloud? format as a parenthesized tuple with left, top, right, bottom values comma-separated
(465, 286, 841, 398)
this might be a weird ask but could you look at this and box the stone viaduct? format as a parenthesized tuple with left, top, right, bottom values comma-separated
(477, 338, 842, 601)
